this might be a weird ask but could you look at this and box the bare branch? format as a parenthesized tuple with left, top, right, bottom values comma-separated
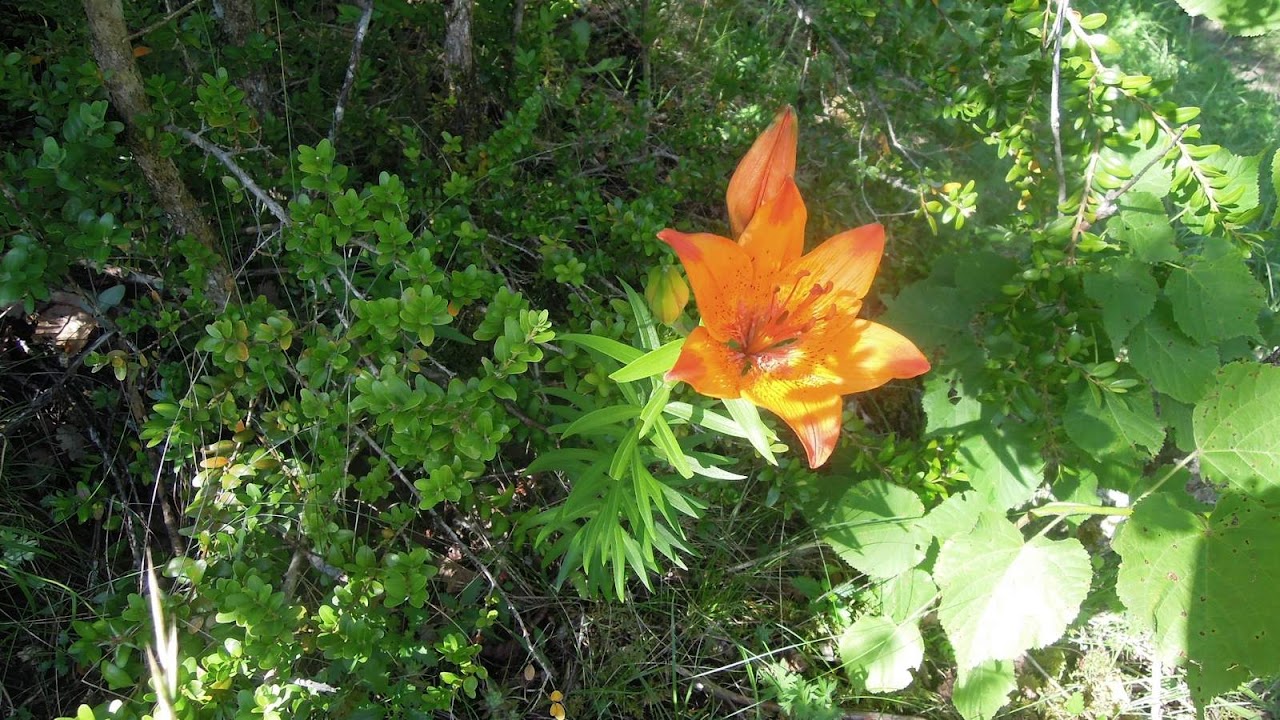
(329, 0, 375, 146)
(165, 124, 290, 226)
(127, 0, 203, 42)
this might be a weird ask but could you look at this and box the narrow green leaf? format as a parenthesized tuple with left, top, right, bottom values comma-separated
(560, 405, 641, 440)
(649, 414, 694, 479)
(622, 281, 660, 352)
(723, 398, 777, 465)
(608, 426, 640, 480)
(610, 339, 683, 383)
(559, 333, 643, 364)
(637, 382, 672, 437)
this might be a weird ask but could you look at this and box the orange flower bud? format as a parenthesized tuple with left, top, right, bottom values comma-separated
(644, 266, 689, 325)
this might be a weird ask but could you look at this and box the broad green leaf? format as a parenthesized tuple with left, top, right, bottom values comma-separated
(922, 370, 983, 436)
(1195, 362, 1280, 494)
(1272, 147, 1280, 227)
(1107, 192, 1178, 263)
(560, 405, 641, 440)
(801, 477, 928, 579)
(1126, 308, 1217, 404)
(953, 251, 1019, 308)
(96, 284, 126, 309)
(881, 284, 970, 352)
(610, 339, 683, 383)
(955, 424, 1044, 510)
(559, 333, 643, 364)
(935, 513, 1092, 669)
(917, 490, 987, 540)
(1115, 491, 1280, 706)
(1082, 258, 1157, 347)
(1120, 140, 1173, 198)
(1063, 384, 1165, 458)
(877, 568, 938, 624)
(838, 615, 924, 693)
(1165, 242, 1263, 344)
(953, 660, 1016, 720)
(723, 398, 777, 465)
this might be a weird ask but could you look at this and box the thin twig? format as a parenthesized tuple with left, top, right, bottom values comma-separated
(165, 124, 290, 225)
(1049, 0, 1070, 207)
(1093, 127, 1188, 223)
(127, 0, 202, 41)
(329, 0, 375, 146)
(353, 426, 557, 683)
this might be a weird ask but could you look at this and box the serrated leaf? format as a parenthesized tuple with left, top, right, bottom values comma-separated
(953, 659, 1016, 720)
(918, 490, 987, 540)
(1083, 258, 1157, 347)
(800, 477, 928, 579)
(1115, 491, 1280, 707)
(1272, 147, 1280, 227)
(1063, 384, 1165, 458)
(956, 424, 1044, 510)
(838, 615, 924, 693)
(1107, 192, 1178, 263)
(877, 568, 938, 624)
(1126, 308, 1218, 404)
(922, 370, 983, 436)
(881, 284, 970, 352)
(935, 513, 1092, 669)
(1195, 362, 1280, 494)
(1165, 244, 1263, 344)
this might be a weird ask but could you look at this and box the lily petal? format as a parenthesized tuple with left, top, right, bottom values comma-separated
(727, 107, 797, 239)
(665, 326, 744, 399)
(741, 379, 844, 468)
(737, 176, 806, 277)
(657, 229, 758, 341)
(782, 223, 885, 318)
(817, 319, 932, 394)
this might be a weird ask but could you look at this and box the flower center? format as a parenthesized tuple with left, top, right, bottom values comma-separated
(732, 276, 835, 374)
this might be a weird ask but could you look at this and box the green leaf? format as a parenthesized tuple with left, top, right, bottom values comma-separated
(664, 401, 767, 440)
(877, 568, 938, 624)
(934, 513, 1092, 669)
(559, 333, 643, 364)
(1126, 308, 1217, 404)
(922, 369, 983, 436)
(953, 660, 1016, 720)
(1272, 147, 1280, 227)
(1165, 241, 1263, 344)
(649, 414, 694, 479)
(1083, 259, 1157, 347)
(560, 406, 641, 440)
(881, 284, 971, 352)
(838, 615, 924, 693)
(1195, 362, 1280, 494)
(1063, 384, 1165, 458)
(955, 424, 1044, 510)
(637, 382, 672, 437)
(623, 281, 660, 351)
(801, 477, 928, 579)
(722, 398, 777, 465)
(610, 339, 683, 383)
(1106, 192, 1178, 263)
(96, 284, 126, 309)
(918, 491, 987, 540)
(1115, 492, 1280, 706)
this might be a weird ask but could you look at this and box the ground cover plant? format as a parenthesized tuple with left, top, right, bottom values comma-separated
(2, 0, 1280, 718)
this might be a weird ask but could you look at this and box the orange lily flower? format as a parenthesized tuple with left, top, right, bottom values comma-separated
(660, 108, 930, 468)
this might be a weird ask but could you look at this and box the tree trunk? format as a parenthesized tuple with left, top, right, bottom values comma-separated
(212, 0, 274, 118)
(443, 0, 477, 138)
(82, 0, 232, 308)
